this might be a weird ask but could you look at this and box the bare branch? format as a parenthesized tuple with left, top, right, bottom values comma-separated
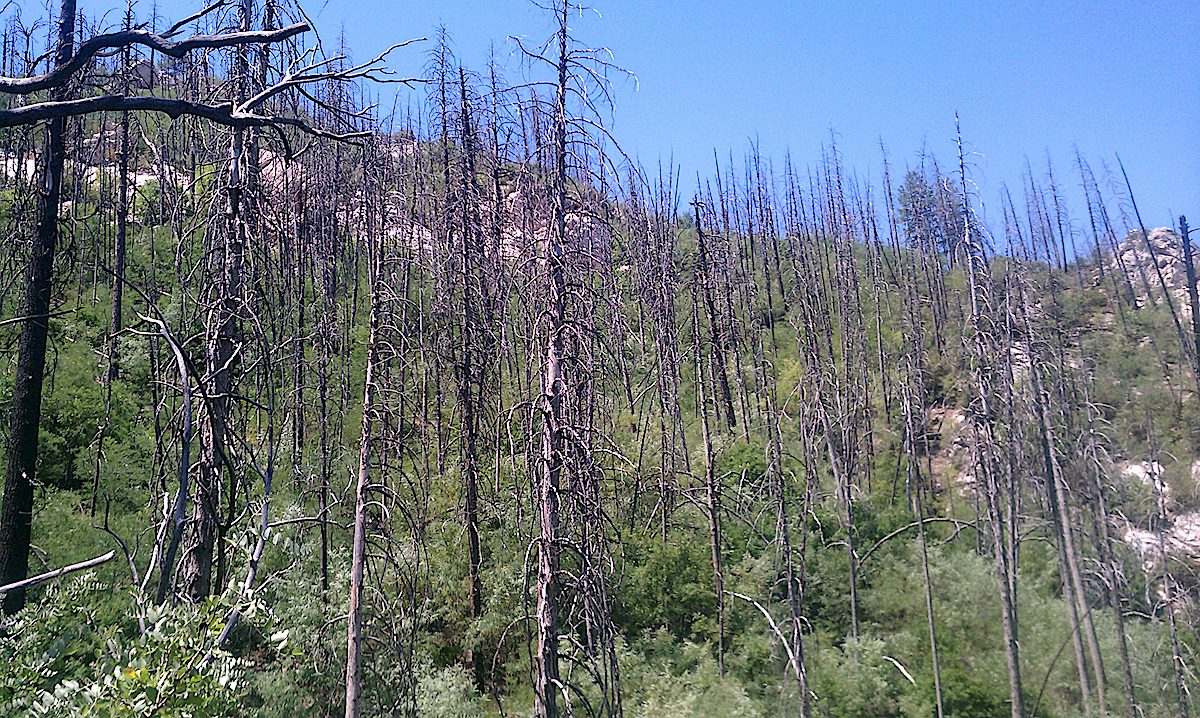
(0, 94, 368, 145)
(0, 22, 311, 95)
(0, 550, 116, 595)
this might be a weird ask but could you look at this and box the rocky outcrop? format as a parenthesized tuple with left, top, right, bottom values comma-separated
(1119, 514, 1200, 570)
(927, 407, 974, 490)
(1119, 460, 1172, 509)
(1104, 227, 1197, 315)
(1114, 458, 1200, 573)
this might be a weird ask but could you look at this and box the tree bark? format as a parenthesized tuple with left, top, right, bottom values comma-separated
(181, 0, 251, 602)
(457, 65, 486, 690)
(1180, 215, 1200, 384)
(345, 237, 383, 718)
(691, 260, 726, 675)
(0, 0, 76, 615)
(533, 9, 570, 715)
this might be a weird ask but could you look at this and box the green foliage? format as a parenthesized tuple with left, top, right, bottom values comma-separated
(414, 662, 484, 718)
(620, 636, 762, 718)
(0, 576, 247, 717)
(715, 439, 766, 483)
(615, 532, 717, 643)
(810, 636, 902, 718)
(910, 666, 1011, 718)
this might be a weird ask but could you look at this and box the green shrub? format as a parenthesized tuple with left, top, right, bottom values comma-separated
(0, 575, 247, 717)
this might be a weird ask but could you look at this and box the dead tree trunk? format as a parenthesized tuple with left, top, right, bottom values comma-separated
(456, 65, 486, 691)
(0, 0, 76, 615)
(1146, 420, 1191, 718)
(1081, 381, 1138, 718)
(694, 199, 737, 430)
(181, 0, 254, 602)
(91, 7, 134, 515)
(345, 234, 383, 718)
(1181, 215, 1200, 378)
(533, 10, 572, 716)
(897, 246, 945, 718)
(690, 252, 726, 675)
(958, 118, 1027, 718)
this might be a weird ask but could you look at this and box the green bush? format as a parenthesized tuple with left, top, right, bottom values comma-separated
(1, 575, 248, 717)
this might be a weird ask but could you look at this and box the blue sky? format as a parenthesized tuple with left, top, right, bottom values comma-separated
(73, 0, 1199, 227)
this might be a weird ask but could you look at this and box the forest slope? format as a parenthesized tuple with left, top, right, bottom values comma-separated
(0, 3, 1197, 717)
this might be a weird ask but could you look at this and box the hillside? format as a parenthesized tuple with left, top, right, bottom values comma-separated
(0, 3, 1197, 718)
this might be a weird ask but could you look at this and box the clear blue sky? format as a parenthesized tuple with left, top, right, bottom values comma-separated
(81, 0, 1200, 226)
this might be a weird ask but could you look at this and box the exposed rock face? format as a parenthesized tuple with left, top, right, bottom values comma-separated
(1119, 460, 1172, 509)
(1114, 458, 1200, 575)
(1119, 514, 1200, 571)
(0, 153, 38, 183)
(927, 406, 979, 493)
(1105, 227, 1197, 315)
(8, 130, 615, 267)
(130, 59, 155, 90)
(384, 179, 612, 265)
(927, 432, 1200, 574)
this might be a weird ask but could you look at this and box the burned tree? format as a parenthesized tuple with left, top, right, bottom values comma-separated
(0, 0, 77, 615)
(512, 2, 632, 714)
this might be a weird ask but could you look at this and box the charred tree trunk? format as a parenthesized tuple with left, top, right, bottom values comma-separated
(0, 0, 76, 615)
(90, 7, 134, 515)
(691, 257, 726, 675)
(1181, 215, 1200, 383)
(694, 200, 737, 430)
(533, 10, 571, 716)
(181, 0, 253, 602)
(457, 65, 487, 691)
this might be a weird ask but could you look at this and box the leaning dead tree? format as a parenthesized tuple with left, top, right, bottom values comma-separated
(345, 175, 384, 718)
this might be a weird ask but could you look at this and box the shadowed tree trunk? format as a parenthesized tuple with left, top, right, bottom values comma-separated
(1181, 215, 1200, 378)
(0, 0, 76, 616)
(456, 64, 487, 690)
(180, 0, 254, 602)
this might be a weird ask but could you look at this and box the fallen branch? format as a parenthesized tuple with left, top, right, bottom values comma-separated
(0, 309, 79, 328)
(0, 550, 115, 595)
